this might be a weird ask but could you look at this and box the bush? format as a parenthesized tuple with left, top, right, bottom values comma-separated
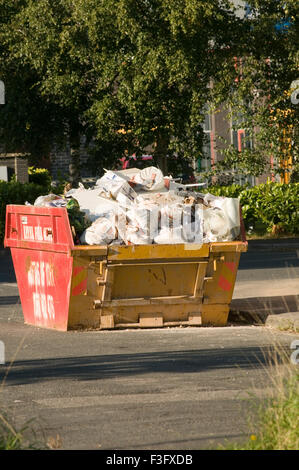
(290, 163, 299, 183)
(201, 183, 247, 199)
(0, 181, 50, 246)
(28, 167, 52, 190)
(204, 182, 299, 235)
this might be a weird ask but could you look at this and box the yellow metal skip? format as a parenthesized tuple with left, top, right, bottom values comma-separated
(67, 241, 247, 330)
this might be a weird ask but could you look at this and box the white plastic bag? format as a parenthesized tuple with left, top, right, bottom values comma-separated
(126, 201, 160, 240)
(131, 166, 165, 192)
(203, 207, 231, 242)
(67, 188, 119, 222)
(153, 202, 184, 244)
(80, 217, 116, 245)
(34, 194, 66, 207)
(217, 197, 240, 239)
(182, 204, 203, 244)
(126, 224, 152, 245)
(96, 170, 137, 201)
(154, 225, 185, 244)
(203, 194, 240, 242)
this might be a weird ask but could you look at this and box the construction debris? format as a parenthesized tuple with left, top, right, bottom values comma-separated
(33, 166, 241, 245)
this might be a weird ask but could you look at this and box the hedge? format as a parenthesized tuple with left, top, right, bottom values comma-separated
(28, 166, 52, 188)
(0, 181, 51, 246)
(204, 182, 299, 235)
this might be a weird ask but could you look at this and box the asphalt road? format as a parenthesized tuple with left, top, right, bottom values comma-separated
(0, 245, 298, 450)
(232, 248, 299, 322)
(237, 249, 299, 281)
(0, 322, 298, 450)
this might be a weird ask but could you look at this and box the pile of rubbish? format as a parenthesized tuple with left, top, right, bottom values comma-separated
(32, 166, 241, 246)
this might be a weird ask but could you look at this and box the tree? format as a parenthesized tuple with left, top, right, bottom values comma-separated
(0, 2, 65, 165)
(82, 0, 245, 173)
(1, 0, 247, 178)
(210, 0, 299, 182)
(0, 0, 97, 182)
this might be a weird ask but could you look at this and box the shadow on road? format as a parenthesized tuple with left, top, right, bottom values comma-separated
(0, 295, 20, 306)
(230, 294, 299, 324)
(238, 249, 299, 271)
(0, 248, 16, 283)
(0, 345, 286, 386)
(0, 293, 298, 326)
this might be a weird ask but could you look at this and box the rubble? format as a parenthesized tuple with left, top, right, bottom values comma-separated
(32, 166, 241, 246)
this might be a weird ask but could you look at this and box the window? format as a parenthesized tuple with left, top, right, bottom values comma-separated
(231, 109, 253, 151)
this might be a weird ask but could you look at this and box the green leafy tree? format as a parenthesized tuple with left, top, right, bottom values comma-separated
(1, 0, 246, 178)
(83, 0, 245, 173)
(0, 2, 65, 166)
(210, 0, 299, 182)
(0, 0, 96, 182)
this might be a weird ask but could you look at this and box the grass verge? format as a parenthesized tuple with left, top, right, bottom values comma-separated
(0, 412, 43, 450)
(220, 343, 299, 450)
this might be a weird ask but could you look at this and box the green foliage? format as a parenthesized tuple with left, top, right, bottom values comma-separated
(220, 366, 299, 450)
(248, 374, 299, 450)
(202, 183, 247, 198)
(205, 182, 299, 235)
(211, 0, 298, 178)
(0, 0, 298, 177)
(0, 0, 245, 174)
(83, 0, 243, 169)
(203, 145, 272, 180)
(0, 0, 66, 162)
(0, 181, 49, 245)
(0, 411, 45, 450)
(28, 167, 52, 190)
(290, 163, 299, 183)
(66, 198, 91, 242)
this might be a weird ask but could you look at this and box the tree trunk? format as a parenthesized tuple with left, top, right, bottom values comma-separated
(69, 124, 81, 188)
(155, 134, 169, 175)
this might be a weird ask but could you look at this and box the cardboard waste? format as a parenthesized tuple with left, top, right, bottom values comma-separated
(32, 166, 241, 246)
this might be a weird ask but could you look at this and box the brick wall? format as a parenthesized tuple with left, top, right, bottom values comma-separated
(50, 138, 93, 180)
(0, 154, 29, 183)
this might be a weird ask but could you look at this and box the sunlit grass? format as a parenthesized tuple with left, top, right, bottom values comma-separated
(220, 343, 299, 450)
(0, 411, 43, 450)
